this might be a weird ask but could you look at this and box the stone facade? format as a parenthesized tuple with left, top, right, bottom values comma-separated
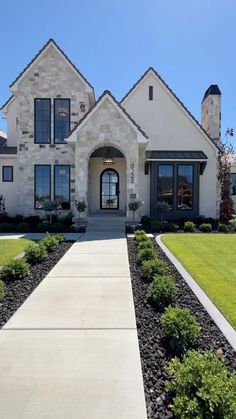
(13, 43, 94, 215)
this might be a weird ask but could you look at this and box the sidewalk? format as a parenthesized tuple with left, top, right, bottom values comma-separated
(0, 231, 147, 418)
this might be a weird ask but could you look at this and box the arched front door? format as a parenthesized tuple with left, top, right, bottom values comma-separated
(100, 169, 119, 209)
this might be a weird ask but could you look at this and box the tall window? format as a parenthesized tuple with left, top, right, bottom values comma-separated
(54, 165, 70, 209)
(54, 99, 70, 143)
(35, 165, 51, 209)
(157, 165, 174, 208)
(34, 99, 51, 144)
(149, 85, 153, 101)
(2, 166, 13, 182)
(231, 173, 236, 195)
(177, 165, 193, 210)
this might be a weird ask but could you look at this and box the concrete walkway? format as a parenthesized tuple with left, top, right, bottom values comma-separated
(0, 231, 147, 418)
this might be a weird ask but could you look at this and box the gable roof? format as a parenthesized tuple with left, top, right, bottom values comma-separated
(66, 89, 149, 140)
(121, 67, 219, 150)
(9, 38, 94, 93)
(1, 95, 14, 112)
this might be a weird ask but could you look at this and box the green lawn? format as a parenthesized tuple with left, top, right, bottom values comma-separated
(0, 239, 33, 265)
(162, 234, 236, 328)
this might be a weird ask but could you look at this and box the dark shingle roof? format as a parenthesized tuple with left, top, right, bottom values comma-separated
(0, 147, 17, 155)
(66, 90, 149, 140)
(145, 150, 207, 160)
(0, 95, 14, 111)
(121, 67, 219, 150)
(9, 39, 94, 92)
(202, 85, 221, 102)
(0, 138, 7, 147)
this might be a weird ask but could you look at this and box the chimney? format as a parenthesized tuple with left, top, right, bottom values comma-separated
(201, 85, 221, 145)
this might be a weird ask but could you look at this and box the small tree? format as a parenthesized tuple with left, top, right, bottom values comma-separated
(43, 200, 58, 224)
(155, 201, 171, 222)
(128, 200, 142, 222)
(75, 200, 87, 226)
(0, 195, 7, 220)
(218, 129, 234, 223)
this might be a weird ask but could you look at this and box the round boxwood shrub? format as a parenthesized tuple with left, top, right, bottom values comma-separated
(36, 222, 50, 232)
(161, 306, 201, 353)
(17, 222, 30, 232)
(0, 222, 14, 232)
(138, 247, 156, 263)
(150, 219, 162, 232)
(184, 221, 196, 232)
(41, 233, 60, 252)
(166, 222, 179, 233)
(137, 240, 154, 252)
(0, 279, 5, 301)
(142, 258, 167, 281)
(51, 233, 64, 244)
(147, 275, 177, 310)
(25, 243, 47, 265)
(50, 222, 64, 232)
(199, 223, 212, 233)
(166, 350, 236, 418)
(1, 259, 29, 281)
(141, 215, 152, 226)
(218, 223, 229, 233)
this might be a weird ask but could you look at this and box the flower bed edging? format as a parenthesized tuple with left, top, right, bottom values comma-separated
(157, 234, 236, 351)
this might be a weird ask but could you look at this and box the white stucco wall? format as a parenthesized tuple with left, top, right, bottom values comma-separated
(88, 157, 126, 213)
(122, 71, 218, 218)
(0, 158, 18, 215)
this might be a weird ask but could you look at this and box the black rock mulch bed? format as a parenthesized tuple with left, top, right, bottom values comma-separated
(0, 241, 73, 328)
(127, 237, 236, 419)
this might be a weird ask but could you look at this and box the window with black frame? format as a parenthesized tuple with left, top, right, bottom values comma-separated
(34, 99, 51, 144)
(157, 165, 174, 208)
(34, 165, 51, 208)
(177, 165, 193, 210)
(54, 99, 70, 143)
(54, 165, 70, 209)
(2, 166, 13, 182)
(230, 173, 236, 195)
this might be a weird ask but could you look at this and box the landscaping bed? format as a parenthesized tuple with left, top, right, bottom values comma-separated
(127, 236, 236, 419)
(0, 241, 73, 328)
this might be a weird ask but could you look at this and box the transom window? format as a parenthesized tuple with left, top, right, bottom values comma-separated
(34, 165, 51, 209)
(54, 165, 70, 209)
(34, 99, 51, 144)
(157, 164, 194, 211)
(54, 99, 70, 143)
(2, 166, 13, 182)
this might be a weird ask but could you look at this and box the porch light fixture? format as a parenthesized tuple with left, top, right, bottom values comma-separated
(58, 108, 68, 117)
(103, 157, 114, 165)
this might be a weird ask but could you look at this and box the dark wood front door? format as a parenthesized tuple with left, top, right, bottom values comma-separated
(100, 169, 119, 209)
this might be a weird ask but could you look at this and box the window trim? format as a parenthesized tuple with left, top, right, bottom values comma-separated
(53, 164, 71, 209)
(34, 98, 51, 144)
(34, 164, 51, 210)
(2, 165, 13, 182)
(53, 98, 71, 144)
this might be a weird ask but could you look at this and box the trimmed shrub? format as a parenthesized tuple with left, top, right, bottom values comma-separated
(147, 275, 177, 310)
(25, 243, 47, 265)
(150, 219, 161, 232)
(141, 215, 152, 226)
(166, 222, 179, 233)
(17, 222, 30, 232)
(218, 223, 229, 233)
(199, 223, 212, 233)
(51, 233, 64, 244)
(1, 259, 29, 281)
(35, 222, 50, 232)
(0, 222, 13, 232)
(166, 350, 236, 418)
(184, 221, 196, 232)
(138, 247, 156, 263)
(12, 214, 25, 223)
(142, 258, 167, 281)
(0, 279, 5, 301)
(50, 222, 64, 232)
(41, 234, 59, 252)
(135, 231, 149, 243)
(161, 306, 201, 353)
(229, 215, 236, 231)
(137, 240, 154, 252)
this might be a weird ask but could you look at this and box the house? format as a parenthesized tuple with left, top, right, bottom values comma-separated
(0, 39, 221, 221)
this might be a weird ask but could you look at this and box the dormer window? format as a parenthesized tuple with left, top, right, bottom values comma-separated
(149, 85, 153, 101)
(34, 99, 51, 144)
(54, 99, 70, 143)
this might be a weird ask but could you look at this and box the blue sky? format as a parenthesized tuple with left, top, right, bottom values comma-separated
(1, 0, 235, 145)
